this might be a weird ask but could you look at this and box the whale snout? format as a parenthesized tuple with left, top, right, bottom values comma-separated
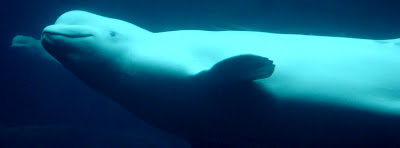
(41, 24, 94, 41)
(41, 24, 98, 59)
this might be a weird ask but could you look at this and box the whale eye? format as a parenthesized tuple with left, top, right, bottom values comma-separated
(110, 31, 117, 37)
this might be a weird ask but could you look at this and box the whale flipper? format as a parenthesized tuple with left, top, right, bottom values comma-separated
(196, 54, 275, 84)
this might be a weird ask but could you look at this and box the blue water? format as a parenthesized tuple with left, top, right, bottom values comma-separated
(1, 0, 399, 147)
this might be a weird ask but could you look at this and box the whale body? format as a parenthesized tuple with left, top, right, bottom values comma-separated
(11, 35, 59, 63)
(40, 10, 400, 147)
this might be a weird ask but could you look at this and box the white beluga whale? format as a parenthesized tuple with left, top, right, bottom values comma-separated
(11, 35, 59, 63)
(39, 10, 400, 147)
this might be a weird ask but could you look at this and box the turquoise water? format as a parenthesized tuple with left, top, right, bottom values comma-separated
(0, 0, 399, 147)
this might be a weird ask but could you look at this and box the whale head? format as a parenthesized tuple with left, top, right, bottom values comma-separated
(41, 10, 151, 73)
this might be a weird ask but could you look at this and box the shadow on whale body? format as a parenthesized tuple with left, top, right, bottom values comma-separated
(37, 10, 400, 147)
(109, 75, 400, 147)
(104, 76, 278, 147)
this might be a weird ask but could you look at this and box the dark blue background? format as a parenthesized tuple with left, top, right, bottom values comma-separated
(0, 0, 399, 147)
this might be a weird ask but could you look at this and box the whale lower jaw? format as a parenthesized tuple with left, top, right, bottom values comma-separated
(41, 24, 95, 40)
(42, 31, 93, 39)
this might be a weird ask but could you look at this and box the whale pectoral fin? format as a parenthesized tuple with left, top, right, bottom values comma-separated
(195, 54, 275, 84)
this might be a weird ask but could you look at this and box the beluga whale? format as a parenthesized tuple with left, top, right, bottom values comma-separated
(40, 10, 400, 147)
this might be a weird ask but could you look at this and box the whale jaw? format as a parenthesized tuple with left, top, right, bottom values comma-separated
(41, 24, 95, 40)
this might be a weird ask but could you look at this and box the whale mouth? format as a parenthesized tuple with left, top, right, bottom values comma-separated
(41, 24, 95, 41)
(42, 31, 93, 38)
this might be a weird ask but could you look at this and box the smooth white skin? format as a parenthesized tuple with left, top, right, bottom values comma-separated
(41, 10, 400, 146)
(155, 31, 400, 111)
